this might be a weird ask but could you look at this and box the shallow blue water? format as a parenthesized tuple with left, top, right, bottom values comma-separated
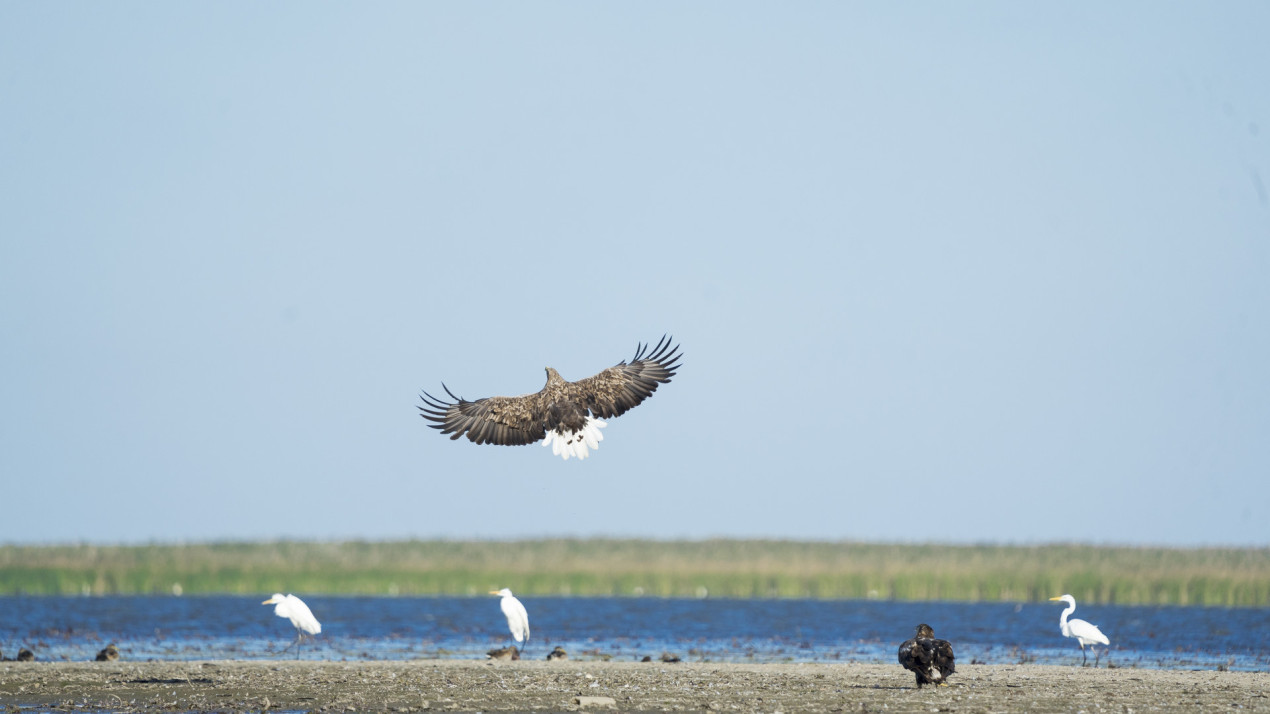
(1, 596, 1266, 671)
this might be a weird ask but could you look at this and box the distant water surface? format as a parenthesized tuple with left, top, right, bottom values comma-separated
(1, 596, 1266, 671)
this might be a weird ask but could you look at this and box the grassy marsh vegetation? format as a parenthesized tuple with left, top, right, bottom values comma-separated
(1, 539, 1266, 605)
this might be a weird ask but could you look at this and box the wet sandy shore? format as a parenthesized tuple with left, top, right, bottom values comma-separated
(2, 659, 1266, 713)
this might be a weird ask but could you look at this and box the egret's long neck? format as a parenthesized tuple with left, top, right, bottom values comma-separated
(1059, 603, 1075, 630)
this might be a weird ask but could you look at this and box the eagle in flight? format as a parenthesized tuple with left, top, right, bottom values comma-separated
(419, 336, 682, 460)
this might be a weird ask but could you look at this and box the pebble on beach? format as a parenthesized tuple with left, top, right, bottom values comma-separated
(486, 645, 520, 660)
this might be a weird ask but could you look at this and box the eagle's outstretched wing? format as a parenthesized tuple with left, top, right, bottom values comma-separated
(566, 335, 682, 419)
(418, 385, 547, 446)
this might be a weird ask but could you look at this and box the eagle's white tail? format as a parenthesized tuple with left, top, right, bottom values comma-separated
(542, 417, 606, 460)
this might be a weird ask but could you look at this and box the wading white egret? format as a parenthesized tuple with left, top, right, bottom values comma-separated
(1049, 594, 1110, 666)
(490, 588, 530, 648)
(262, 593, 322, 658)
(897, 623, 956, 688)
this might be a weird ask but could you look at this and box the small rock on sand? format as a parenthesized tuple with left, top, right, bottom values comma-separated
(486, 646, 520, 660)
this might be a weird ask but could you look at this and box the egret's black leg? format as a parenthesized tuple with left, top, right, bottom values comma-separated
(277, 632, 301, 659)
(1081, 646, 1088, 666)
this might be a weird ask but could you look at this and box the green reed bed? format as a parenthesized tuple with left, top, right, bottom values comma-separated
(1, 540, 1266, 605)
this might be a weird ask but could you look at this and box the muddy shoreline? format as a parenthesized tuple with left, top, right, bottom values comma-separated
(2, 659, 1266, 713)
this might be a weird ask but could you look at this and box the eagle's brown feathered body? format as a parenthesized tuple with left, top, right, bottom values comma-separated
(419, 336, 681, 460)
(898, 623, 955, 688)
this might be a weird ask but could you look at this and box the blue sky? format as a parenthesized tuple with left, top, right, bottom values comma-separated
(3, 3, 1268, 546)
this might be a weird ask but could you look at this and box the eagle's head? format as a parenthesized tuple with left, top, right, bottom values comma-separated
(915, 623, 935, 638)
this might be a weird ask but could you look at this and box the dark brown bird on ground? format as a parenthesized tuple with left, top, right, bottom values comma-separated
(16, 648, 35, 662)
(95, 644, 119, 661)
(486, 645, 520, 660)
(420, 336, 682, 460)
(546, 646, 568, 661)
(898, 623, 955, 688)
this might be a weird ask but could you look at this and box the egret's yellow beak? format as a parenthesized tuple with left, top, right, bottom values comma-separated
(1047, 596, 1063, 601)
(488, 590, 501, 596)
(262, 597, 278, 605)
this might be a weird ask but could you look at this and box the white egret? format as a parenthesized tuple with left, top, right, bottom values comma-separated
(897, 623, 956, 688)
(490, 588, 530, 648)
(262, 593, 322, 658)
(1049, 594, 1110, 666)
